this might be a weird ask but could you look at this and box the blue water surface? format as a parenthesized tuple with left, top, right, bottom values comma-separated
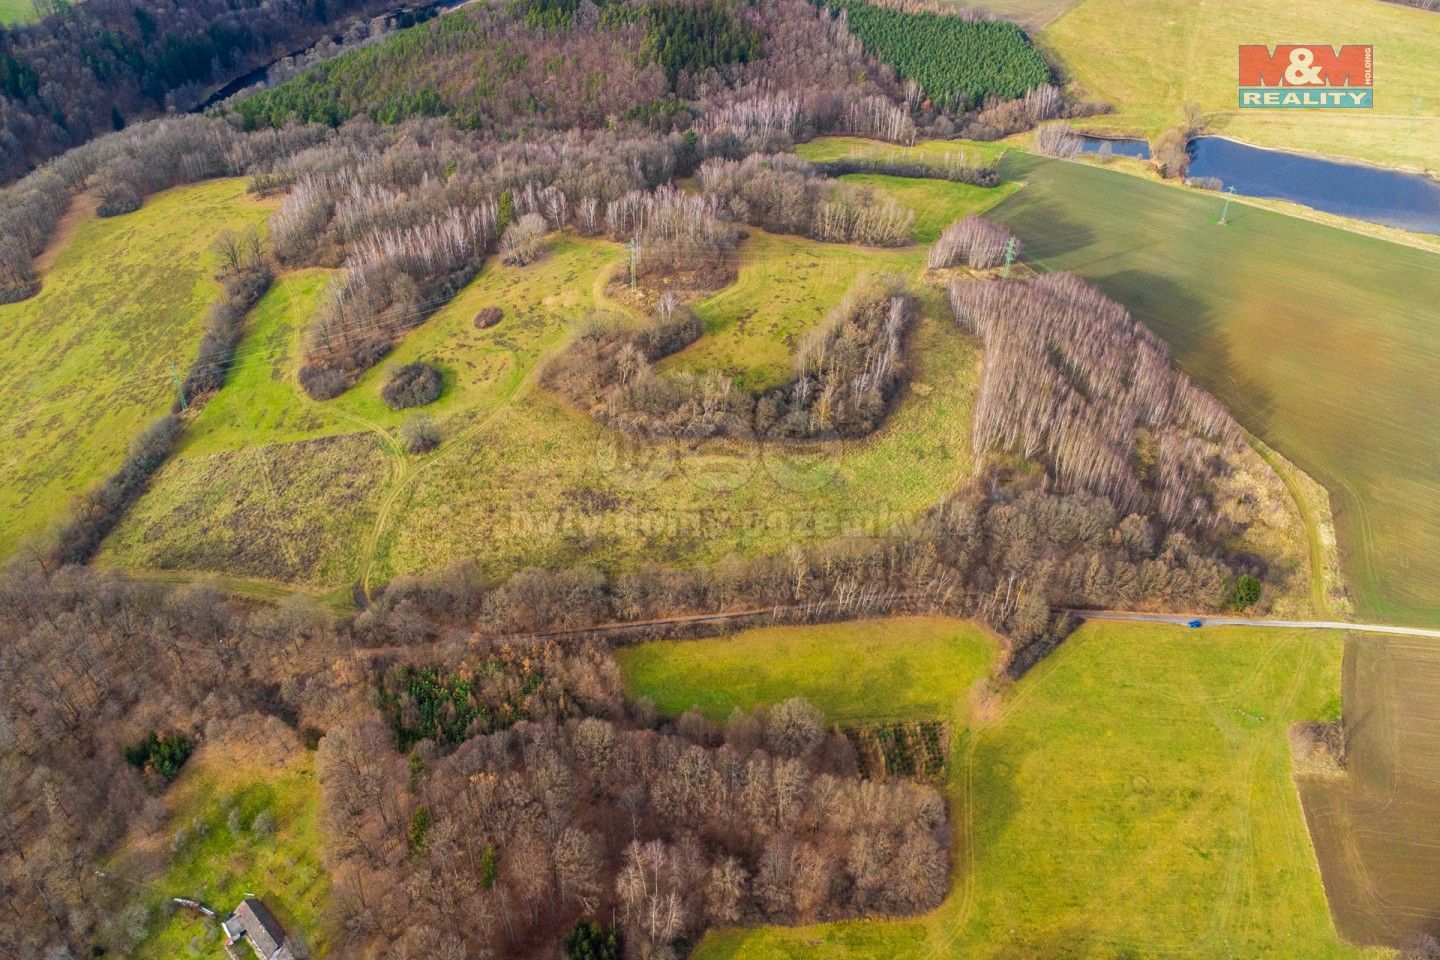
(1186, 136, 1440, 236)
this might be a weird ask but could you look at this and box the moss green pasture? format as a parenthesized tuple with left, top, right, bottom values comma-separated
(1041, 0, 1440, 174)
(630, 619, 1379, 960)
(988, 151, 1440, 626)
(618, 616, 998, 722)
(0, 0, 36, 24)
(0, 179, 273, 560)
(124, 741, 329, 959)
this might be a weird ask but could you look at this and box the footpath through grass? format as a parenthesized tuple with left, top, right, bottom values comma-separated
(1041, 0, 1440, 174)
(108, 164, 1018, 588)
(625, 618, 1380, 960)
(988, 151, 1440, 626)
(0, 179, 273, 560)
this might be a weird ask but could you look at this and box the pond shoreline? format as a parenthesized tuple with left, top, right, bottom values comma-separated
(1073, 131, 1440, 237)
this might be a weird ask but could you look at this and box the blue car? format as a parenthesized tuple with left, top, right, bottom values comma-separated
(1187, 619, 1204, 629)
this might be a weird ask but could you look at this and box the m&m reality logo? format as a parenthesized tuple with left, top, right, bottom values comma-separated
(1238, 45, 1373, 109)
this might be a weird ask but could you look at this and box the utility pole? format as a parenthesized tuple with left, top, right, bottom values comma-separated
(171, 361, 188, 411)
(629, 237, 639, 290)
(1002, 237, 1017, 278)
(1218, 185, 1236, 225)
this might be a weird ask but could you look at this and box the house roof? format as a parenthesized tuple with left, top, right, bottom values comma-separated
(231, 897, 292, 960)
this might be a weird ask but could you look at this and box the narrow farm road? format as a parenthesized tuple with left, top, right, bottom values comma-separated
(1065, 609, 1440, 640)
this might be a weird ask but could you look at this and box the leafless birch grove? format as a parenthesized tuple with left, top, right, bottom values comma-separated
(950, 274, 1242, 526)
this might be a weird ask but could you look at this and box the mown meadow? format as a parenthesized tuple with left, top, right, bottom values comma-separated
(624, 618, 1383, 960)
(1040, 0, 1440, 174)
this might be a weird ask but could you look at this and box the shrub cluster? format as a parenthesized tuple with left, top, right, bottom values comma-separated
(544, 276, 915, 442)
(122, 731, 196, 783)
(699, 152, 915, 247)
(382, 362, 444, 409)
(399, 415, 441, 454)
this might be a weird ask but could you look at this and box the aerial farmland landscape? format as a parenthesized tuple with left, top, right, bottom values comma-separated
(1, 0, 1437, 957)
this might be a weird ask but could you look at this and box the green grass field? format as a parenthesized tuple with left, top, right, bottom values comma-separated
(0, 0, 36, 24)
(105, 166, 1025, 590)
(618, 616, 998, 721)
(0, 180, 274, 560)
(626, 618, 1381, 960)
(985, 151, 1440, 626)
(1041, 0, 1440, 174)
(123, 739, 329, 959)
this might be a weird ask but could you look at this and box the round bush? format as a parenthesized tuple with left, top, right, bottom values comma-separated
(400, 415, 440, 454)
(382, 362, 443, 409)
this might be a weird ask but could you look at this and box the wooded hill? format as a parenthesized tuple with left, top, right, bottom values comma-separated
(0, 0, 392, 182)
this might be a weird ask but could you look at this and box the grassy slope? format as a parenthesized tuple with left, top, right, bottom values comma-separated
(109, 172, 1014, 589)
(624, 619, 1380, 960)
(618, 616, 998, 722)
(667, 170, 1016, 390)
(123, 742, 328, 959)
(987, 151, 1440, 625)
(373, 282, 977, 582)
(1041, 0, 1440, 174)
(0, 180, 274, 560)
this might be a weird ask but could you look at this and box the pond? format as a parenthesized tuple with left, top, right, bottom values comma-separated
(1186, 136, 1440, 236)
(1079, 136, 1150, 159)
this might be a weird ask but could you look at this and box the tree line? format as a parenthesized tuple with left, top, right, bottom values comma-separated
(543, 276, 915, 442)
(949, 268, 1243, 530)
(0, 560, 949, 959)
(41, 230, 276, 568)
(325, 667, 947, 958)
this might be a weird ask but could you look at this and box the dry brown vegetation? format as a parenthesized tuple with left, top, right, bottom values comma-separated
(950, 273, 1241, 529)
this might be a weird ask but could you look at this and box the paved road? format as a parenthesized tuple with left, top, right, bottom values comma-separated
(1066, 609, 1440, 640)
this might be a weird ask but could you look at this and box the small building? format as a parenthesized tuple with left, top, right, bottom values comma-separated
(222, 897, 296, 960)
